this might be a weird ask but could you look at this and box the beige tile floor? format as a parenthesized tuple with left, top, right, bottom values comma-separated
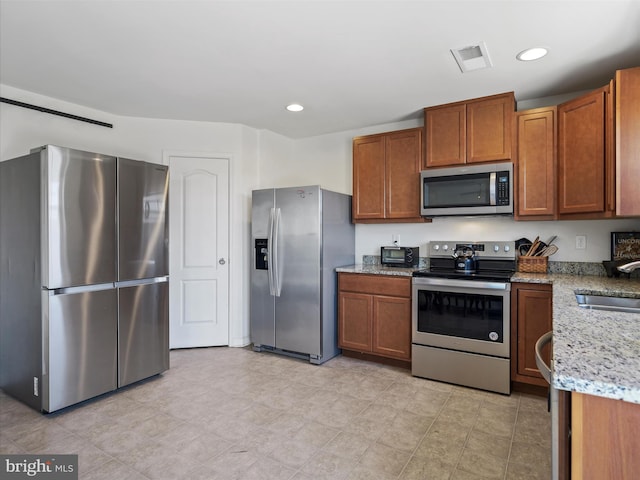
(0, 347, 551, 479)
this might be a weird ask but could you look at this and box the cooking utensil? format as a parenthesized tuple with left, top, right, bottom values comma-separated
(518, 244, 533, 256)
(533, 241, 548, 256)
(537, 244, 558, 257)
(525, 237, 540, 256)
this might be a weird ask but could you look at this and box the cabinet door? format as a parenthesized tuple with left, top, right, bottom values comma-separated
(372, 295, 411, 360)
(572, 392, 640, 479)
(616, 67, 640, 216)
(385, 128, 423, 219)
(516, 107, 556, 218)
(558, 88, 607, 215)
(424, 104, 466, 167)
(353, 135, 385, 220)
(338, 291, 372, 352)
(511, 283, 552, 386)
(467, 93, 514, 163)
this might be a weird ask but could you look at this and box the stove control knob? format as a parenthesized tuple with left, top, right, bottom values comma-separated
(493, 245, 500, 252)
(504, 245, 511, 252)
(443, 244, 449, 251)
(433, 244, 440, 251)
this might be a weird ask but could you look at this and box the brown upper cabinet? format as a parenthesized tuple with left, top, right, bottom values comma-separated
(557, 84, 615, 219)
(424, 92, 515, 168)
(515, 107, 557, 220)
(615, 66, 640, 217)
(516, 66, 639, 221)
(352, 127, 426, 223)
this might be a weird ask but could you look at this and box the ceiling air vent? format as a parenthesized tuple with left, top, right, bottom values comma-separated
(451, 42, 493, 73)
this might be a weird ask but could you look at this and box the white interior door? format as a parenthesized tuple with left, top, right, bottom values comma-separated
(167, 154, 229, 348)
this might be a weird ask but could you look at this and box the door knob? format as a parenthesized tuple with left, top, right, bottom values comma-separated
(219, 258, 226, 265)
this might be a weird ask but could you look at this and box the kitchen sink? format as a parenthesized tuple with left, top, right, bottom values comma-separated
(575, 293, 640, 313)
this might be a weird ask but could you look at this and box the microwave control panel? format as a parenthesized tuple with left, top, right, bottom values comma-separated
(496, 172, 510, 205)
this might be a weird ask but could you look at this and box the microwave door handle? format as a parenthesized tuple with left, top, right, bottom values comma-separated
(489, 172, 497, 206)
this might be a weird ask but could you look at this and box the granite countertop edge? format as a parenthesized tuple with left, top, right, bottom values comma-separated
(338, 265, 640, 404)
(335, 264, 419, 276)
(513, 272, 640, 404)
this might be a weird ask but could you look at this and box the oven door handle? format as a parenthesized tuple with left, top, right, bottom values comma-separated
(412, 277, 510, 290)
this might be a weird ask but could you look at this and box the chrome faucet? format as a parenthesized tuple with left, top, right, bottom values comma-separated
(617, 260, 640, 274)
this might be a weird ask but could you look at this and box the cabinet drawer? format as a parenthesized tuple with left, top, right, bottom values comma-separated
(339, 273, 411, 297)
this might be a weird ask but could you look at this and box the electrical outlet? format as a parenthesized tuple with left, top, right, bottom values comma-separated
(575, 235, 587, 249)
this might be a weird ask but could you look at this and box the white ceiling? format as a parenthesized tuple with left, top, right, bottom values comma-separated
(1, 0, 639, 139)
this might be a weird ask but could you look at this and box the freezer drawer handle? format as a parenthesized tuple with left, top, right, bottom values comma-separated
(49, 282, 115, 295)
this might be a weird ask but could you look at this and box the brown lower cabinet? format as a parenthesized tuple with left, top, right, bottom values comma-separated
(571, 392, 640, 479)
(510, 282, 552, 388)
(338, 273, 411, 364)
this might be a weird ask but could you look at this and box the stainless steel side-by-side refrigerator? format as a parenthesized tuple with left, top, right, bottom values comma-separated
(250, 186, 355, 364)
(0, 145, 168, 412)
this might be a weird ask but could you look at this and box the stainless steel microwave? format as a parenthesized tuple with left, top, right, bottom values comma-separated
(420, 162, 513, 217)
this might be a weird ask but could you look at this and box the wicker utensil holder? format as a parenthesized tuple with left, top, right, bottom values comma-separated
(518, 256, 548, 273)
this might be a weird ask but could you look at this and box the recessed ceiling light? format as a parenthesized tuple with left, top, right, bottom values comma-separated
(286, 104, 304, 112)
(516, 47, 548, 61)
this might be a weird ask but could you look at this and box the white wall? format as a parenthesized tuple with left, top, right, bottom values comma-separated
(0, 84, 262, 347)
(273, 119, 423, 194)
(355, 217, 640, 263)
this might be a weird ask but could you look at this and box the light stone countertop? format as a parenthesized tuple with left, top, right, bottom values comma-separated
(335, 264, 419, 277)
(512, 273, 640, 404)
(337, 265, 640, 403)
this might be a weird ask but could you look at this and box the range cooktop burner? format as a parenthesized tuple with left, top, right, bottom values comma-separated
(415, 240, 517, 282)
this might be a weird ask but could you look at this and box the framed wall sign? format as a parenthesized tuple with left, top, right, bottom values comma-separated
(611, 232, 640, 260)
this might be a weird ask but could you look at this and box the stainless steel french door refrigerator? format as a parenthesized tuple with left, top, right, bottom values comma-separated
(0, 145, 168, 412)
(251, 186, 354, 364)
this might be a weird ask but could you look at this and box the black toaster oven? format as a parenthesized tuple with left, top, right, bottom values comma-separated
(380, 246, 419, 267)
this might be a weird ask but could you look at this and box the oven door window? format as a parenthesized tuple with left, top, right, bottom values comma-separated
(416, 289, 504, 343)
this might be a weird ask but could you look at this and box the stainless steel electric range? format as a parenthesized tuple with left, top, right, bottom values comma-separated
(412, 240, 516, 394)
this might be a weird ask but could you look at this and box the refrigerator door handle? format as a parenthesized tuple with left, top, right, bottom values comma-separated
(272, 207, 282, 297)
(116, 276, 169, 288)
(267, 208, 276, 296)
